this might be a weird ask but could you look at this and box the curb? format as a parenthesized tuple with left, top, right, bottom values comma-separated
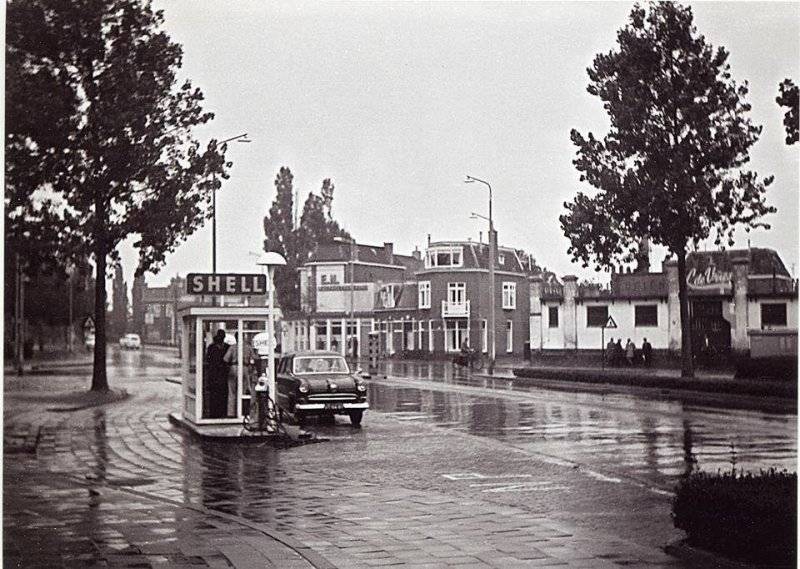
(487, 373, 796, 413)
(664, 538, 793, 569)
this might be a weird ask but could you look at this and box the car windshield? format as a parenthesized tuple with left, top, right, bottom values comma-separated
(293, 356, 350, 375)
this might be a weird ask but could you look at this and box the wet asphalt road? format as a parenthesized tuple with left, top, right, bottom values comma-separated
(6, 347, 796, 566)
(367, 361, 796, 494)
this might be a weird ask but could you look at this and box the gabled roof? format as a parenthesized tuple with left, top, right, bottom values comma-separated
(424, 240, 526, 273)
(308, 242, 422, 271)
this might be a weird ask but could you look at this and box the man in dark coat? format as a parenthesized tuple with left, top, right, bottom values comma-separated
(205, 329, 229, 418)
(642, 338, 653, 367)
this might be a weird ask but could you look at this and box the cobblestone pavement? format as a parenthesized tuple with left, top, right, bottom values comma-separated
(5, 365, 694, 568)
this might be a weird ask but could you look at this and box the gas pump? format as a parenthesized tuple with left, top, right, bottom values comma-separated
(243, 331, 280, 433)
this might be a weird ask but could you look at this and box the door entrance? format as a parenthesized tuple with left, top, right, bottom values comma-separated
(690, 300, 731, 364)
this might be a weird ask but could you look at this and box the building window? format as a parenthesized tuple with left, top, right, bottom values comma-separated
(445, 319, 468, 352)
(586, 305, 609, 327)
(481, 320, 488, 353)
(761, 303, 787, 328)
(498, 253, 505, 265)
(506, 321, 513, 353)
(379, 284, 395, 308)
(425, 246, 463, 268)
(548, 306, 559, 328)
(635, 305, 658, 327)
(502, 282, 516, 309)
(447, 282, 466, 304)
(418, 281, 431, 309)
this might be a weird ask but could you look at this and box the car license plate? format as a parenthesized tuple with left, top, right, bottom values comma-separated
(325, 403, 344, 411)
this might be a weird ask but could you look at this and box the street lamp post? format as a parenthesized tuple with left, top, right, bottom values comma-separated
(466, 175, 495, 374)
(334, 236, 356, 359)
(212, 133, 251, 274)
(257, 251, 287, 417)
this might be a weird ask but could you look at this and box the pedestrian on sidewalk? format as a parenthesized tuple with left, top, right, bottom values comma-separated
(204, 330, 229, 418)
(642, 338, 652, 367)
(614, 339, 624, 367)
(625, 338, 636, 367)
(606, 337, 616, 366)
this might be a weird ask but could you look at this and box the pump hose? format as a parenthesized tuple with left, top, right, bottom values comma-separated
(242, 391, 292, 441)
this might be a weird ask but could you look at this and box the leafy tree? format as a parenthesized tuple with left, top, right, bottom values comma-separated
(7, 0, 229, 391)
(263, 167, 299, 312)
(560, 2, 774, 377)
(776, 79, 798, 145)
(263, 174, 350, 313)
(297, 178, 350, 263)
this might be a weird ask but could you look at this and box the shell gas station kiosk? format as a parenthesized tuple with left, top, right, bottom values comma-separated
(168, 262, 287, 438)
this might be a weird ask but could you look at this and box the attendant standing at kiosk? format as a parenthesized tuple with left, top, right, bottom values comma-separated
(205, 330, 229, 418)
(223, 335, 238, 418)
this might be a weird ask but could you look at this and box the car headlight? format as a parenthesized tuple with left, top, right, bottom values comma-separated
(357, 383, 367, 392)
(298, 385, 309, 394)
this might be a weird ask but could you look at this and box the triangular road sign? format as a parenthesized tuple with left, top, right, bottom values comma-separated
(604, 316, 617, 329)
(83, 316, 95, 331)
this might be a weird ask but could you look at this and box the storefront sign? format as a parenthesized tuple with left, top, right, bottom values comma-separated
(187, 273, 267, 295)
(686, 266, 732, 291)
(251, 332, 274, 356)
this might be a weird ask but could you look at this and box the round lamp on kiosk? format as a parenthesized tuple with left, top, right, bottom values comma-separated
(256, 252, 287, 405)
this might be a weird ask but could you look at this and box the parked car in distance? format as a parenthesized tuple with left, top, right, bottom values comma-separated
(119, 333, 142, 350)
(275, 351, 369, 426)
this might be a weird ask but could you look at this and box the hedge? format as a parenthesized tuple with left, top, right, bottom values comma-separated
(672, 469, 797, 565)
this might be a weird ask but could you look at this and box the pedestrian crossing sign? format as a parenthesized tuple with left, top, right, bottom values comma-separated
(83, 316, 95, 331)
(604, 316, 617, 329)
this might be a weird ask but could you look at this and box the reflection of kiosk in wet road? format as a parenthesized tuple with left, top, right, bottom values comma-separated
(169, 254, 286, 436)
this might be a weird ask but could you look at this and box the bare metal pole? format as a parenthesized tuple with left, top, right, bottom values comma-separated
(466, 175, 495, 374)
(350, 239, 355, 357)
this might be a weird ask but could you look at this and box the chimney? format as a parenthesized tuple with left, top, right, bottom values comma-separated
(479, 231, 483, 244)
(384, 242, 394, 264)
(412, 247, 421, 261)
(427, 233, 431, 246)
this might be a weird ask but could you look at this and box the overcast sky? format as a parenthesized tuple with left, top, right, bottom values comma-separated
(126, 0, 799, 288)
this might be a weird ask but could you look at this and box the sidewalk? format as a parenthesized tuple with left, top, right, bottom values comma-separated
(4, 465, 320, 569)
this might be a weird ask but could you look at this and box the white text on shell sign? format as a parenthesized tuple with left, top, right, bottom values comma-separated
(187, 273, 267, 295)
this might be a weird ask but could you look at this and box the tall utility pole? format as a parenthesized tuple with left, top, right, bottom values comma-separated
(466, 175, 495, 374)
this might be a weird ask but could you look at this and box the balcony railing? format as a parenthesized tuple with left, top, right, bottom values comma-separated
(442, 300, 470, 317)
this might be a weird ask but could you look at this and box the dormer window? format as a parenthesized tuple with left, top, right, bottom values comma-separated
(498, 253, 505, 265)
(425, 246, 463, 268)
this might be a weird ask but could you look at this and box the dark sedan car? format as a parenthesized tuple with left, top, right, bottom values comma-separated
(275, 351, 369, 426)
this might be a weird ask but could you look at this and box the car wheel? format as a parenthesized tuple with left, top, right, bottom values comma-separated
(349, 410, 363, 427)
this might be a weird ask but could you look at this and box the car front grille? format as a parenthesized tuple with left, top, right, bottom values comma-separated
(307, 393, 358, 401)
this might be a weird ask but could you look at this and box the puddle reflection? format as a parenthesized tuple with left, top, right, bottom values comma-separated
(368, 361, 796, 489)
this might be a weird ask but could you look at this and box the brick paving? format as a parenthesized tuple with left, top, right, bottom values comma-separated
(4, 370, 692, 568)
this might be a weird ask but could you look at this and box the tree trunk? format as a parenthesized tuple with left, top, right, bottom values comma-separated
(676, 248, 695, 378)
(91, 237, 109, 392)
